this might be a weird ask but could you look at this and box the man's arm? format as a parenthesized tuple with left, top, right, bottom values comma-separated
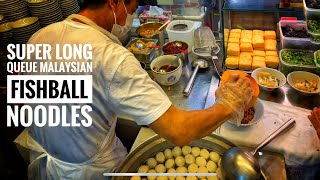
(150, 103, 233, 146)
(150, 75, 252, 146)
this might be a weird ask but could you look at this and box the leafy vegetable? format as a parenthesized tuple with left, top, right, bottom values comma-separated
(281, 50, 315, 66)
(317, 52, 320, 65)
(306, 0, 320, 9)
(308, 20, 320, 33)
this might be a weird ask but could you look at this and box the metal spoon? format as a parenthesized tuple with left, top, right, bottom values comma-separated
(173, 41, 188, 55)
(183, 59, 208, 96)
(221, 118, 296, 180)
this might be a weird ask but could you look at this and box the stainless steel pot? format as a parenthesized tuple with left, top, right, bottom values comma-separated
(136, 22, 165, 47)
(162, 41, 189, 67)
(113, 134, 235, 180)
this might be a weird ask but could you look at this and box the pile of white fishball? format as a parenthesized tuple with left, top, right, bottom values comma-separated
(130, 146, 223, 180)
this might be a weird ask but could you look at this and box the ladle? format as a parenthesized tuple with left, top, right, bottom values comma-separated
(135, 42, 160, 50)
(221, 118, 296, 180)
(183, 59, 208, 96)
(173, 41, 188, 55)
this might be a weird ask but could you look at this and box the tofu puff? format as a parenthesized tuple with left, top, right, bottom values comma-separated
(231, 29, 242, 34)
(265, 56, 279, 68)
(229, 33, 241, 39)
(240, 38, 252, 43)
(227, 43, 240, 56)
(252, 60, 266, 70)
(228, 37, 240, 43)
(253, 56, 265, 62)
(225, 56, 239, 69)
(253, 30, 264, 36)
(253, 50, 265, 57)
(252, 34, 264, 49)
(240, 43, 253, 52)
(239, 52, 252, 70)
(264, 40, 277, 51)
(264, 30, 276, 40)
(265, 51, 278, 57)
(241, 30, 253, 39)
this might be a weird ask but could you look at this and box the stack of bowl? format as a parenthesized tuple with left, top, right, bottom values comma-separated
(27, 0, 63, 27)
(58, 0, 80, 18)
(11, 17, 41, 44)
(0, 0, 30, 22)
(0, 22, 14, 50)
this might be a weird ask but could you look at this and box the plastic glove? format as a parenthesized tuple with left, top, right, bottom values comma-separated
(308, 107, 320, 139)
(215, 74, 253, 126)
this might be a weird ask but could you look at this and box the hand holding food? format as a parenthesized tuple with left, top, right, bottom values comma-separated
(215, 74, 253, 126)
(308, 107, 320, 139)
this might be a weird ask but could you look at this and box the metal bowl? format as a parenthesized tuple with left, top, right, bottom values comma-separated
(125, 38, 158, 64)
(136, 22, 165, 47)
(113, 134, 235, 180)
(162, 40, 189, 66)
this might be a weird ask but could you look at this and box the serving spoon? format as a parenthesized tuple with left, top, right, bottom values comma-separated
(221, 118, 296, 180)
(173, 41, 188, 55)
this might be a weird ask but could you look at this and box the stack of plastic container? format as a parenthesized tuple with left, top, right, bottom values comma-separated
(303, 0, 320, 44)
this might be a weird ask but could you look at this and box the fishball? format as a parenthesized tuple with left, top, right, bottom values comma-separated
(165, 159, 175, 169)
(207, 176, 219, 180)
(167, 168, 176, 180)
(200, 149, 210, 160)
(182, 146, 192, 156)
(207, 161, 217, 173)
(187, 164, 198, 173)
(155, 164, 166, 173)
(172, 146, 182, 157)
(197, 166, 208, 178)
(176, 166, 188, 173)
(216, 168, 223, 180)
(186, 176, 197, 180)
(185, 154, 195, 165)
(176, 177, 186, 180)
(195, 157, 207, 167)
(156, 177, 168, 180)
(156, 152, 166, 163)
(147, 158, 158, 169)
(147, 169, 156, 180)
(209, 152, 220, 163)
(164, 149, 173, 159)
(175, 156, 185, 167)
(138, 165, 149, 173)
(131, 176, 141, 180)
(191, 147, 201, 157)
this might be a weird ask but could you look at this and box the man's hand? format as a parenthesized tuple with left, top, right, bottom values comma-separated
(308, 107, 320, 139)
(215, 74, 253, 125)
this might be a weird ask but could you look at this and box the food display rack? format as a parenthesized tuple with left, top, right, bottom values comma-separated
(221, 0, 305, 74)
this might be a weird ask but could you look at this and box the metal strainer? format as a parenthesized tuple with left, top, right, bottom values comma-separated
(192, 26, 222, 78)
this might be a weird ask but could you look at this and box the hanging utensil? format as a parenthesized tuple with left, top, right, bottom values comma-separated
(221, 118, 296, 180)
(193, 27, 222, 78)
(183, 59, 209, 96)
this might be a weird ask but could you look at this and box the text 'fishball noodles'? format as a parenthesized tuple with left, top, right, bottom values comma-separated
(133, 146, 222, 180)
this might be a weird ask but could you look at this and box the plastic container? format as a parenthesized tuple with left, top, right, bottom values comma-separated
(279, 20, 319, 50)
(166, 20, 196, 52)
(279, 49, 320, 76)
(306, 20, 320, 44)
(315, 50, 320, 67)
(303, 0, 320, 20)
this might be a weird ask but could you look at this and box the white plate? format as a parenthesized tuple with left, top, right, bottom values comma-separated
(228, 99, 264, 127)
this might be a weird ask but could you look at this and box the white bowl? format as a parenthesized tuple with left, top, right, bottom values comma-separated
(228, 99, 264, 127)
(251, 67, 286, 91)
(287, 71, 320, 95)
(150, 55, 182, 86)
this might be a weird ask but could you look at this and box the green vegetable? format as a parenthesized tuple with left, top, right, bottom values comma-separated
(281, 50, 315, 66)
(317, 52, 320, 65)
(308, 20, 320, 33)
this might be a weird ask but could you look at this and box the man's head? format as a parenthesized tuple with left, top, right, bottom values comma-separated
(78, 0, 138, 31)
